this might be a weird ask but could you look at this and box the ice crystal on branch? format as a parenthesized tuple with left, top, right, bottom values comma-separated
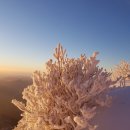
(12, 44, 115, 130)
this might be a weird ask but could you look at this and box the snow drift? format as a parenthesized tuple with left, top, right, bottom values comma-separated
(93, 86, 130, 130)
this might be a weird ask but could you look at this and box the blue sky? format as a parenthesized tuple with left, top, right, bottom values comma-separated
(0, 0, 130, 73)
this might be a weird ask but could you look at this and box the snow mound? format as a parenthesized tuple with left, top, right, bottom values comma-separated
(93, 87, 130, 130)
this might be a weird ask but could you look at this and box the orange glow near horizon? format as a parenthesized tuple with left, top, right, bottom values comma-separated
(0, 64, 46, 75)
(0, 66, 32, 75)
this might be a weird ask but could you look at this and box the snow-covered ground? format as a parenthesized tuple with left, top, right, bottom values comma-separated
(92, 86, 130, 130)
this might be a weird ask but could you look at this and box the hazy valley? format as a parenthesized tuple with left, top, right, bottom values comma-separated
(0, 75, 32, 130)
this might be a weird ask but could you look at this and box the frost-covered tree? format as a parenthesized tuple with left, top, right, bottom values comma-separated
(12, 44, 115, 130)
(111, 60, 130, 87)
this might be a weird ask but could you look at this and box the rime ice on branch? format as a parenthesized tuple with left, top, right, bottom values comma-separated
(12, 44, 116, 130)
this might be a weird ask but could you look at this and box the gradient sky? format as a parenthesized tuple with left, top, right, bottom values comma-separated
(0, 0, 130, 74)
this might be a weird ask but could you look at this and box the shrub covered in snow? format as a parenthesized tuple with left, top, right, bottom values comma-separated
(12, 44, 115, 130)
(111, 61, 130, 87)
